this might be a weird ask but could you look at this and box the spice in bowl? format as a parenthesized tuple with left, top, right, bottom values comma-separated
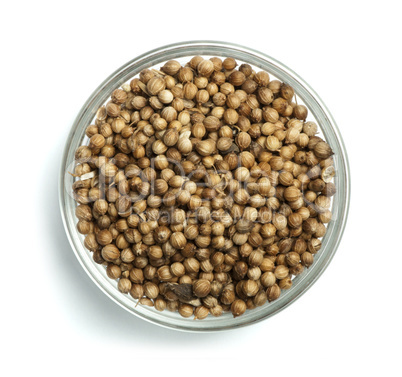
(71, 56, 335, 319)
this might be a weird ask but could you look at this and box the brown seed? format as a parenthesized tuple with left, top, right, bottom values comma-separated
(195, 139, 216, 156)
(216, 137, 233, 152)
(179, 303, 194, 318)
(223, 57, 237, 70)
(163, 128, 179, 147)
(254, 71, 270, 86)
(194, 306, 209, 320)
(236, 219, 254, 234)
(253, 291, 268, 307)
(144, 282, 159, 299)
(89, 134, 105, 149)
(234, 189, 250, 205)
(229, 71, 246, 86)
(274, 265, 289, 280)
(242, 280, 259, 297)
(284, 186, 301, 202)
(286, 252, 300, 267)
(193, 279, 211, 298)
(162, 60, 181, 75)
(106, 102, 120, 117)
(177, 67, 193, 83)
(248, 250, 264, 267)
(261, 271, 276, 288)
(170, 262, 186, 277)
(272, 213, 287, 230)
(234, 167, 250, 182)
(279, 276, 292, 290)
(202, 295, 218, 309)
(118, 278, 132, 293)
(294, 104, 308, 120)
(301, 251, 314, 267)
(236, 132, 251, 149)
(267, 284, 281, 302)
(272, 98, 288, 114)
(223, 108, 239, 125)
(96, 230, 113, 246)
(288, 213, 303, 228)
(257, 88, 274, 105)
(280, 84, 295, 100)
(303, 218, 318, 234)
(197, 59, 215, 77)
(129, 268, 144, 284)
(231, 299, 246, 318)
(170, 232, 187, 249)
(106, 264, 121, 280)
(183, 258, 200, 274)
(101, 244, 120, 262)
(314, 141, 334, 159)
(84, 234, 98, 252)
(154, 298, 167, 312)
(266, 135, 281, 151)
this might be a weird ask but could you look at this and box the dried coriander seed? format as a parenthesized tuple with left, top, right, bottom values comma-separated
(231, 299, 247, 318)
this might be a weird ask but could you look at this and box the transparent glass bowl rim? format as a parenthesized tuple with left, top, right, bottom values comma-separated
(59, 40, 350, 332)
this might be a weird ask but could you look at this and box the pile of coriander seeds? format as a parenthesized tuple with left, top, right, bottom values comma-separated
(72, 55, 335, 320)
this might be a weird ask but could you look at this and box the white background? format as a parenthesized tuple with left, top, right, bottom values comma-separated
(1, 1, 401, 376)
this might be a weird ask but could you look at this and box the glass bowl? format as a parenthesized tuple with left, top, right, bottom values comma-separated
(59, 40, 350, 332)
